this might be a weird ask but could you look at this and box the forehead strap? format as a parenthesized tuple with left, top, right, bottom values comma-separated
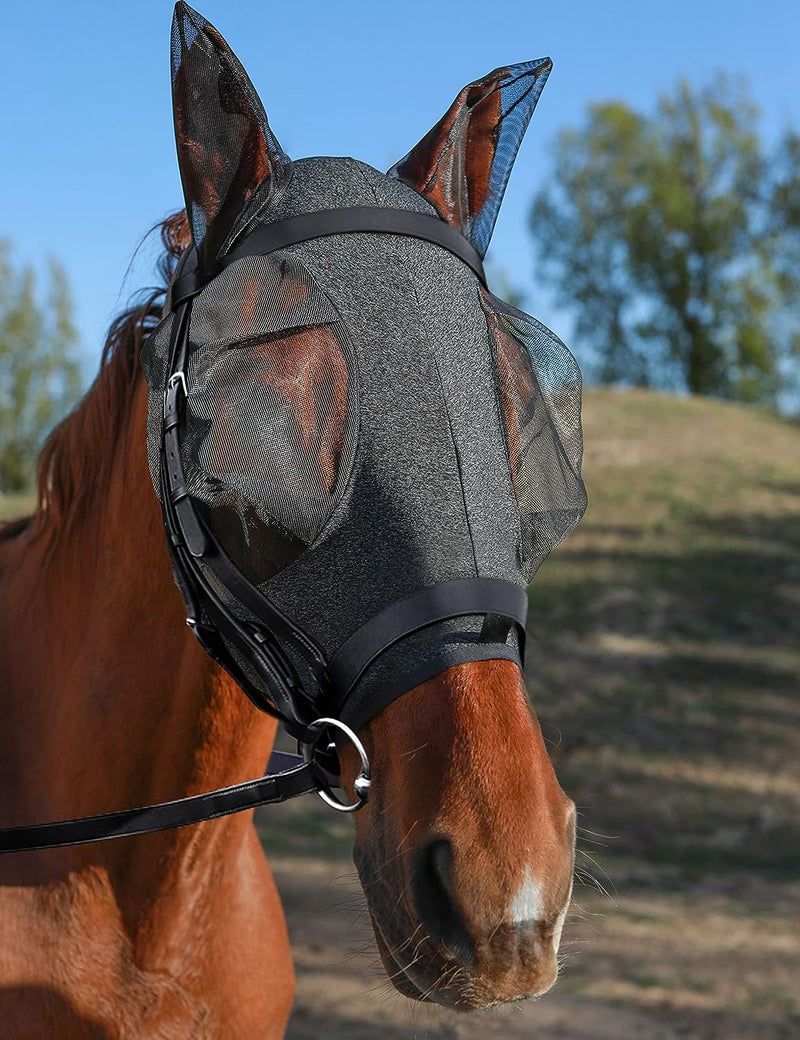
(170, 206, 487, 311)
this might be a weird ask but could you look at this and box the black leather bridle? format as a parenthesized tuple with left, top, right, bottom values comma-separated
(0, 206, 529, 854)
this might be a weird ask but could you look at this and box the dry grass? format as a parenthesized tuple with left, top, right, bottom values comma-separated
(526, 389, 800, 1035)
(0, 494, 35, 523)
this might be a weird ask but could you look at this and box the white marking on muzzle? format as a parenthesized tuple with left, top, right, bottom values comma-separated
(508, 868, 544, 923)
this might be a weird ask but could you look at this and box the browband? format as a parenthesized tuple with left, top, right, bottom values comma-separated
(171, 206, 487, 307)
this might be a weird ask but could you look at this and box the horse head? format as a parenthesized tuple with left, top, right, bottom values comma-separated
(145, 2, 586, 1009)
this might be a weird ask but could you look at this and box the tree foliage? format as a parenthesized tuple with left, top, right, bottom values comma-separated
(0, 242, 82, 492)
(769, 130, 800, 399)
(530, 77, 799, 406)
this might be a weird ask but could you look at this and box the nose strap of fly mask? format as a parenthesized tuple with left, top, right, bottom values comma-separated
(161, 206, 528, 739)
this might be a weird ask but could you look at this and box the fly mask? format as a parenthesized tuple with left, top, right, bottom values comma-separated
(140, 3, 588, 766)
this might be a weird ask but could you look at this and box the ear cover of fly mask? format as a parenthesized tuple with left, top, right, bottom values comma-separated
(388, 59, 552, 257)
(478, 289, 587, 583)
(171, 1, 292, 274)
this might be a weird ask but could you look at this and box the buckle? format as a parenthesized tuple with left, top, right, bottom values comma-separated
(163, 371, 188, 426)
(167, 371, 188, 398)
(302, 717, 371, 813)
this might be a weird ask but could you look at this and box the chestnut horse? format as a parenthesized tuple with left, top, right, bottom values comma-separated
(0, 13, 576, 1040)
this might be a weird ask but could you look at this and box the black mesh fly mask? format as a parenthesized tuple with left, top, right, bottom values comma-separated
(148, 165, 586, 759)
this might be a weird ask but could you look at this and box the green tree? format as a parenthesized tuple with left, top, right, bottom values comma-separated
(771, 130, 800, 277)
(769, 129, 800, 401)
(0, 242, 82, 492)
(486, 260, 527, 310)
(530, 77, 795, 406)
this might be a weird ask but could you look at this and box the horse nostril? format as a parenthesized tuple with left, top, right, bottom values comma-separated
(411, 839, 475, 966)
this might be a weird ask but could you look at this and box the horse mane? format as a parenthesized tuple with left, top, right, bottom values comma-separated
(1, 212, 190, 545)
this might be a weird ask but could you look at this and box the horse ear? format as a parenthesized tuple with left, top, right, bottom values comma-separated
(170, 2, 291, 272)
(388, 59, 552, 257)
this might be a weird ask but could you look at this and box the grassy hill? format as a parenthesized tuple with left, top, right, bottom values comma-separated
(518, 389, 800, 1037)
(532, 389, 800, 877)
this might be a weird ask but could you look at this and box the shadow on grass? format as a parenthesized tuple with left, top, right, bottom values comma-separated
(534, 512, 800, 643)
(530, 504, 800, 886)
(564, 758, 800, 878)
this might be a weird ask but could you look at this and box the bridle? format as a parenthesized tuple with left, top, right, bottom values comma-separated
(0, 205, 529, 854)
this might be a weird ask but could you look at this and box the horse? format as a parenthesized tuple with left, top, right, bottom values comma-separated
(0, 4, 578, 1036)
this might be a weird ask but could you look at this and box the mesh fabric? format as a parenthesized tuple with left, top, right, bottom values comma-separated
(389, 59, 552, 257)
(141, 156, 587, 725)
(141, 250, 358, 583)
(481, 290, 587, 581)
(171, 3, 291, 272)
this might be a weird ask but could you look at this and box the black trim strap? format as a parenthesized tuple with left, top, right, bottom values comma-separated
(161, 298, 326, 734)
(327, 577, 528, 718)
(339, 644, 524, 734)
(171, 206, 487, 307)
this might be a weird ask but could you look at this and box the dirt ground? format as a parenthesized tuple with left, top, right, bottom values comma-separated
(259, 800, 799, 1040)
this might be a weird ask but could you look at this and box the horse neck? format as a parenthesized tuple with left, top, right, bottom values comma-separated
(0, 373, 277, 886)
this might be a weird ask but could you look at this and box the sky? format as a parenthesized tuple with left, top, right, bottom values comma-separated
(2, 0, 799, 379)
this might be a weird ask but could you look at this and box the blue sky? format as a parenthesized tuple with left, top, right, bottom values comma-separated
(2, 0, 798, 378)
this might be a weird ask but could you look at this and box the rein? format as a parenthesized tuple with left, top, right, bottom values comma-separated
(0, 727, 365, 854)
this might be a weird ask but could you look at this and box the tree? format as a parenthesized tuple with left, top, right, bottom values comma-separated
(769, 130, 800, 404)
(485, 260, 527, 310)
(530, 77, 797, 406)
(0, 242, 82, 492)
(771, 130, 800, 280)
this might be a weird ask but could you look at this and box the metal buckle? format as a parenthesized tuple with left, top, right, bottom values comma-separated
(167, 371, 188, 398)
(302, 717, 371, 813)
(163, 371, 188, 424)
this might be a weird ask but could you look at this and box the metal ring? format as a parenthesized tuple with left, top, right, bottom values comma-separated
(302, 717, 371, 813)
